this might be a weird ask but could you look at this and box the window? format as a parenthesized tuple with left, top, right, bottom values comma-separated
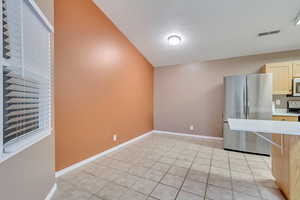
(1, 0, 53, 158)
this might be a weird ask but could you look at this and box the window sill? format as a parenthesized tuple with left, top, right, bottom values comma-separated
(0, 129, 52, 164)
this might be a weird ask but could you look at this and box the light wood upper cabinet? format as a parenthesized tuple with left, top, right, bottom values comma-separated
(292, 61, 300, 78)
(262, 62, 293, 95)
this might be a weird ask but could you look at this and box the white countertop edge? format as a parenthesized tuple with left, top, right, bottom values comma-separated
(272, 112, 300, 117)
(228, 118, 300, 136)
(272, 108, 300, 116)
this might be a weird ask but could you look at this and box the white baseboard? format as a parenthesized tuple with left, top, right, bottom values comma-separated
(153, 130, 223, 140)
(55, 131, 153, 177)
(45, 183, 57, 200)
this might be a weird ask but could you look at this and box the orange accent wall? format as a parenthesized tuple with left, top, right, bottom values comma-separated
(54, 0, 153, 171)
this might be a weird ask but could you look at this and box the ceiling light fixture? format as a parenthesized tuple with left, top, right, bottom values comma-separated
(168, 35, 182, 46)
(296, 13, 300, 26)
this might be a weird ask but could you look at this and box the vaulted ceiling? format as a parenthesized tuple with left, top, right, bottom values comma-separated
(94, 0, 300, 67)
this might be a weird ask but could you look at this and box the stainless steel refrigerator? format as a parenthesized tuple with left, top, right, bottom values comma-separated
(223, 73, 272, 155)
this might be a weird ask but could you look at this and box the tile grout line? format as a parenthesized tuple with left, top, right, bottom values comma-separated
(98, 138, 153, 199)
(129, 136, 179, 200)
(202, 149, 213, 200)
(144, 146, 172, 200)
(245, 155, 264, 200)
(121, 150, 189, 199)
(147, 144, 199, 199)
(173, 148, 202, 200)
(228, 152, 235, 200)
(147, 143, 182, 199)
(129, 140, 174, 199)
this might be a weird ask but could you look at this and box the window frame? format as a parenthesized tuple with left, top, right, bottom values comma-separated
(0, 0, 53, 163)
(1, 0, 4, 160)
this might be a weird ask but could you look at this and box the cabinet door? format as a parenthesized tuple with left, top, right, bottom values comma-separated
(272, 116, 300, 200)
(272, 134, 289, 199)
(292, 61, 300, 78)
(272, 116, 289, 198)
(265, 62, 293, 95)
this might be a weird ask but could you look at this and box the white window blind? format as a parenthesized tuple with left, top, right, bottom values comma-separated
(1, 0, 53, 153)
(2, 0, 11, 59)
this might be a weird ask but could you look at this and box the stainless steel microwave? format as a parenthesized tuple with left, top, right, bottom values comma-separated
(294, 78, 300, 96)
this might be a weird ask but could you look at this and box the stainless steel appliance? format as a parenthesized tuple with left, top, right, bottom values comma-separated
(223, 74, 272, 155)
(288, 100, 300, 114)
(293, 78, 300, 96)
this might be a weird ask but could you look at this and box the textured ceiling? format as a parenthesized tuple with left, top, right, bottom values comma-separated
(94, 0, 300, 67)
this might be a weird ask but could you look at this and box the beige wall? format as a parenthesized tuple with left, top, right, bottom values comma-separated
(0, 1, 55, 200)
(155, 50, 300, 137)
(55, 0, 153, 171)
(0, 138, 55, 200)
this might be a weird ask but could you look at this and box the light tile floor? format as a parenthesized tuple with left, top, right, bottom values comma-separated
(53, 133, 286, 200)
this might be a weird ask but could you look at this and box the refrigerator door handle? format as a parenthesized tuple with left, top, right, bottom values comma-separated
(247, 105, 250, 115)
(245, 77, 249, 118)
(243, 83, 247, 117)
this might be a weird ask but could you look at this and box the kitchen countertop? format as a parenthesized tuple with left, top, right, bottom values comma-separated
(228, 118, 300, 135)
(272, 112, 300, 117)
(228, 118, 300, 200)
(272, 109, 300, 117)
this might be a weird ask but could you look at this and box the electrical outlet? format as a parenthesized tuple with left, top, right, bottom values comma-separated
(275, 99, 281, 105)
(189, 125, 194, 131)
(113, 134, 117, 141)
